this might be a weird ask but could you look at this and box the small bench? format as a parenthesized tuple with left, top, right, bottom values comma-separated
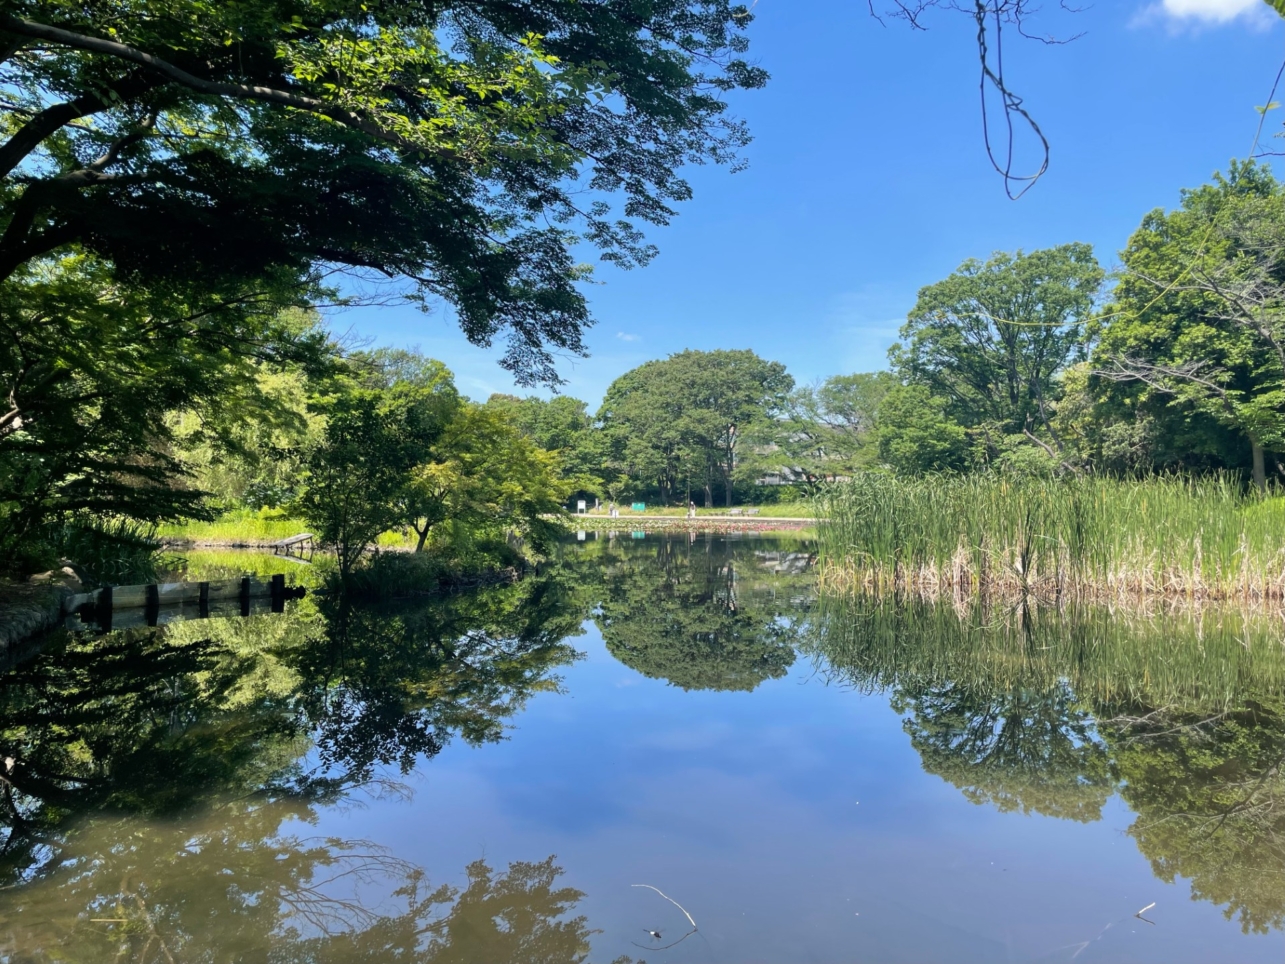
(746, 508, 761, 516)
(271, 533, 315, 560)
(728, 508, 743, 516)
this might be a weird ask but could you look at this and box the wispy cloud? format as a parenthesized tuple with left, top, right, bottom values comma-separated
(616, 331, 641, 342)
(823, 288, 906, 373)
(1137, 0, 1270, 27)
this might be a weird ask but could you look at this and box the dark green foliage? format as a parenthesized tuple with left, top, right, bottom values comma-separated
(486, 393, 604, 498)
(1088, 162, 1285, 487)
(0, 0, 766, 567)
(0, 0, 765, 384)
(0, 259, 326, 572)
(892, 244, 1103, 436)
(874, 385, 968, 474)
(296, 384, 454, 576)
(781, 372, 896, 484)
(598, 349, 794, 506)
(44, 515, 161, 586)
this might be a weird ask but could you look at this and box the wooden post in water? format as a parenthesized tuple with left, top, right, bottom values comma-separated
(144, 584, 160, 627)
(96, 586, 113, 632)
(239, 576, 251, 617)
(198, 581, 209, 618)
(271, 574, 286, 613)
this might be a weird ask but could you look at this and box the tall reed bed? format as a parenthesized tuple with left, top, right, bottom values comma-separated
(816, 474, 1285, 602)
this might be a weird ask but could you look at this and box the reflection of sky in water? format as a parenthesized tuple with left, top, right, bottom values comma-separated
(308, 622, 1283, 964)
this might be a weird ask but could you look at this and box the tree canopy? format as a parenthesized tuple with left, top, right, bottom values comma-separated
(0, 0, 765, 384)
(1091, 163, 1285, 490)
(598, 349, 793, 506)
(892, 244, 1103, 446)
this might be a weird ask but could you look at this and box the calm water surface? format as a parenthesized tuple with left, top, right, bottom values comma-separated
(2, 533, 1284, 962)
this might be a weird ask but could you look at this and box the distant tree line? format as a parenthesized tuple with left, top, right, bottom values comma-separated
(488, 163, 1285, 504)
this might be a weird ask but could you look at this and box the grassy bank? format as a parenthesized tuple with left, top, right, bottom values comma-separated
(816, 474, 1285, 602)
(158, 510, 306, 545)
(158, 511, 421, 549)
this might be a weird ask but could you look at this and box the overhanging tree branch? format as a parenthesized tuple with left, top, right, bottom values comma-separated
(0, 15, 456, 160)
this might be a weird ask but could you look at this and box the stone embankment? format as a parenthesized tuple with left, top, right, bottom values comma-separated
(0, 567, 83, 650)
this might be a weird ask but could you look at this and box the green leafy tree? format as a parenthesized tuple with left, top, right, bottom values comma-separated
(891, 244, 1103, 455)
(781, 372, 896, 486)
(297, 384, 451, 576)
(1092, 164, 1285, 490)
(599, 350, 794, 506)
(0, 257, 326, 569)
(403, 402, 569, 555)
(875, 384, 968, 475)
(486, 394, 605, 500)
(0, 0, 765, 385)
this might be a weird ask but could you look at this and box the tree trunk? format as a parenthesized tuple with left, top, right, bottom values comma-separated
(1252, 436, 1267, 494)
(725, 474, 733, 508)
(703, 483, 713, 508)
(415, 522, 430, 552)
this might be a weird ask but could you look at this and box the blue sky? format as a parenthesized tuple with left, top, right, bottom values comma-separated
(337, 0, 1285, 408)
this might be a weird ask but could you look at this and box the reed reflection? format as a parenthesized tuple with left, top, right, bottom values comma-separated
(809, 595, 1285, 934)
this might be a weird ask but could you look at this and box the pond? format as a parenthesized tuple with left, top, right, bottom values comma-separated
(1, 532, 1284, 963)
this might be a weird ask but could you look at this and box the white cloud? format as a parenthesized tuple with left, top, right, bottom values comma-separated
(1147, 0, 1269, 24)
(615, 331, 641, 342)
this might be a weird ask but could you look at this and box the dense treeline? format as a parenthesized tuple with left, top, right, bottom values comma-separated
(0, 0, 765, 577)
(480, 164, 1285, 507)
(12, 158, 1285, 581)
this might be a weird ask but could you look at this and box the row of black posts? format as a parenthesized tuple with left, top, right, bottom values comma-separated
(88, 574, 304, 631)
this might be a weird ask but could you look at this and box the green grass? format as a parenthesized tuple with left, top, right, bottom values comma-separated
(577, 502, 816, 519)
(158, 509, 307, 544)
(162, 549, 325, 585)
(817, 473, 1285, 601)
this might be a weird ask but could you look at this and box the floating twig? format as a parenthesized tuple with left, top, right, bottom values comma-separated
(631, 884, 697, 930)
(630, 883, 698, 950)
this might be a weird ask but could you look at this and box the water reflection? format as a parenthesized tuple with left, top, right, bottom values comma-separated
(808, 594, 1285, 935)
(0, 574, 586, 884)
(566, 535, 814, 692)
(8, 533, 1285, 958)
(5, 796, 624, 963)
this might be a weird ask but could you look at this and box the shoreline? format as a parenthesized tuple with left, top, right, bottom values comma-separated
(569, 515, 815, 532)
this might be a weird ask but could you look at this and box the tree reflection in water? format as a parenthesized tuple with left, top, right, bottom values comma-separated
(0, 571, 639, 961)
(808, 594, 1285, 934)
(579, 534, 814, 692)
(4, 799, 627, 963)
(895, 680, 1112, 822)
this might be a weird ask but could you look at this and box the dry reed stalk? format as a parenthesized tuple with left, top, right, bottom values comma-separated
(815, 559, 1285, 613)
